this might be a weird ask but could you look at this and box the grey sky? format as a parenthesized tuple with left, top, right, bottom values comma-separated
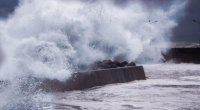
(0, 0, 200, 43)
(172, 0, 200, 43)
(0, 0, 19, 18)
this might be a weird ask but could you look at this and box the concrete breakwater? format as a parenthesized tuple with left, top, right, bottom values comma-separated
(41, 66, 146, 92)
(163, 48, 200, 63)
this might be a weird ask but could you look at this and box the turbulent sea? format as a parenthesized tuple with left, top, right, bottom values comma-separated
(36, 63, 200, 110)
(0, 0, 196, 110)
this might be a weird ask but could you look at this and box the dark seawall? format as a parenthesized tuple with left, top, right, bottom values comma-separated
(41, 66, 146, 92)
(163, 48, 200, 63)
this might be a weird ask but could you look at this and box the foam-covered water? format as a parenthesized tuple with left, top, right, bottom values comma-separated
(40, 63, 200, 110)
(0, 0, 188, 109)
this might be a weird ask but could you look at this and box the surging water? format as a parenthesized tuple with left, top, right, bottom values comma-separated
(0, 0, 187, 109)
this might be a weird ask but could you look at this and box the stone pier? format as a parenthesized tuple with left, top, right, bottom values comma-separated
(41, 66, 146, 92)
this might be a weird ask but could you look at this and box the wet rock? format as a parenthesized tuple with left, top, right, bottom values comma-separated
(99, 64, 111, 69)
(113, 61, 123, 67)
(91, 60, 136, 70)
(109, 64, 118, 68)
(126, 62, 136, 67)
(121, 61, 128, 67)
(102, 60, 113, 65)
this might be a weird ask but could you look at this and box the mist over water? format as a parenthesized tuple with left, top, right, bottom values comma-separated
(0, 0, 187, 109)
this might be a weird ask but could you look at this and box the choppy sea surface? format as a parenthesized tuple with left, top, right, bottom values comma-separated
(36, 63, 200, 110)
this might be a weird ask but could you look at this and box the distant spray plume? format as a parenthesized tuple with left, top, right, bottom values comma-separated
(0, 0, 187, 80)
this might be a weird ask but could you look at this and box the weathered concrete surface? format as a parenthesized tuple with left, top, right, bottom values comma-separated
(41, 66, 146, 92)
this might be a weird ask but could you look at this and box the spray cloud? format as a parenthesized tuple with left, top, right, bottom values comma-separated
(0, 0, 187, 80)
(0, 0, 188, 109)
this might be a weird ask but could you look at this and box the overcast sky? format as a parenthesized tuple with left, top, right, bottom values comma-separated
(0, 0, 200, 43)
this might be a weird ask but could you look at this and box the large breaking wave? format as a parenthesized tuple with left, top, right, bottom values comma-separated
(0, 0, 187, 109)
(0, 0, 186, 80)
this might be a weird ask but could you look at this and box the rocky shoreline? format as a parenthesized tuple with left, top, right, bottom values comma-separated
(91, 60, 136, 70)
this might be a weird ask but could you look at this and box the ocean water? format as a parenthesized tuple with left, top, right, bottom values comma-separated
(38, 64, 200, 110)
(0, 0, 192, 110)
